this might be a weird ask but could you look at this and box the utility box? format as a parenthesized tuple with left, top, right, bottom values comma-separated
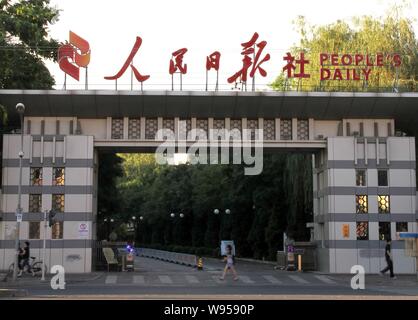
(121, 252, 135, 271)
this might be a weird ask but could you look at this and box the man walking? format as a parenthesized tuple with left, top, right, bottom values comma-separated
(380, 239, 396, 279)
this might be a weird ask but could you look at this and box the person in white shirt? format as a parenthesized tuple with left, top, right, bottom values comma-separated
(220, 244, 238, 281)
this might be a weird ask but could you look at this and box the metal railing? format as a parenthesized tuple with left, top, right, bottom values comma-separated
(138, 248, 197, 267)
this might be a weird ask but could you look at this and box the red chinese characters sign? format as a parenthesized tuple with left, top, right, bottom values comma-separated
(57, 32, 402, 90)
(58, 31, 91, 81)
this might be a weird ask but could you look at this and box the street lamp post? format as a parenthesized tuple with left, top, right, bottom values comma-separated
(213, 208, 231, 242)
(132, 216, 137, 242)
(131, 215, 144, 244)
(12, 103, 25, 282)
(169, 212, 184, 243)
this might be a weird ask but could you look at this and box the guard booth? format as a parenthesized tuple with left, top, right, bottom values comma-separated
(282, 241, 317, 271)
(398, 232, 418, 280)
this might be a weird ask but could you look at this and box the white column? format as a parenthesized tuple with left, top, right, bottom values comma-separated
(275, 118, 280, 141)
(106, 117, 112, 140)
(140, 117, 146, 140)
(63, 136, 67, 164)
(29, 135, 33, 164)
(225, 118, 230, 131)
(386, 138, 390, 165)
(174, 117, 180, 140)
(52, 136, 56, 164)
(364, 138, 368, 165)
(258, 118, 263, 141)
(354, 137, 358, 165)
(292, 118, 298, 141)
(157, 117, 163, 140)
(123, 117, 129, 140)
(40, 136, 44, 164)
(308, 118, 314, 140)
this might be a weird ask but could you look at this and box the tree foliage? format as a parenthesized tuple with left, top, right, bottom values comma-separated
(0, 0, 60, 89)
(271, 5, 418, 92)
(101, 154, 312, 261)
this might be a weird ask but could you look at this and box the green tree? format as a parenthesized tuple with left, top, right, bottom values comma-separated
(271, 6, 418, 92)
(0, 0, 60, 89)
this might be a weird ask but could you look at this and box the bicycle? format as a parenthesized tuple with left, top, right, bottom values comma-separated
(4, 257, 47, 280)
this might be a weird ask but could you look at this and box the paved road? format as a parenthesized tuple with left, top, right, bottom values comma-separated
(2, 256, 418, 298)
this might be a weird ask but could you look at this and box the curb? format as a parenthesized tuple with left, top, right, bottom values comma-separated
(0, 289, 28, 298)
(235, 257, 277, 265)
(1, 273, 104, 286)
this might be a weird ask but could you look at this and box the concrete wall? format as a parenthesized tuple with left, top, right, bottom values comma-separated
(314, 135, 417, 273)
(0, 134, 94, 273)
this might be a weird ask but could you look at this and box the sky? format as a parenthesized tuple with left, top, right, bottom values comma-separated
(45, 0, 418, 91)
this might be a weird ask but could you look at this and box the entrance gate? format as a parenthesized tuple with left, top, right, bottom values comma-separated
(0, 90, 417, 273)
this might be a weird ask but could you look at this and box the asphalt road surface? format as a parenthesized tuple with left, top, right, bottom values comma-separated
(2, 256, 418, 298)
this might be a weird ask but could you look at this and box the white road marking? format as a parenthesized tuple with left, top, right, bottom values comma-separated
(212, 275, 224, 284)
(185, 275, 199, 284)
(158, 275, 173, 284)
(105, 275, 117, 284)
(133, 275, 145, 284)
(314, 275, 336, 284)
(239, 275, 254, 284)
(263, 275, 282, 284)
(288, 275, 309, 284)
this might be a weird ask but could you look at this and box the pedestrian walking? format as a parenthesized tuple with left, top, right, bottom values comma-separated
(380, 239, 396, 279)
(220, 244, 238, 281)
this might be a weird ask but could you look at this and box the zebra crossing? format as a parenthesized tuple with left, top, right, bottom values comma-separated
(103, 273, 339, 286)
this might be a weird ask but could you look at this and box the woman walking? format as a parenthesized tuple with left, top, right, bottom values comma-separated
(220, 244, 238, 281)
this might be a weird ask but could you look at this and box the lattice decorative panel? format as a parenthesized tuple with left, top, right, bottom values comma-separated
(280, 119, 292, 140)
(378, 195, 390, 214)
(213, 119, 225, 139)
(230, 119, 242, 140)
(145, 118, 158, 140)
(247, 119, 258, 140)
(29, 194, 42, 213)
(178, 119, 191, 139)
(29, 222, 40, 239)
(297, 120, 309, 140)
(356, 222, 368, 240)
(128, 118, 141, 139)
(53, 168, 65, 186)
(356, 195, 368, 213)
(30, 168, 42, 186)
(52, 194, 65, 213)
(52, 222, 63, 239)
(196, 119, 208, 140)
(111, 118, 124, 139)
(162, 118, 175, 140)
(263, 119, 275, 141)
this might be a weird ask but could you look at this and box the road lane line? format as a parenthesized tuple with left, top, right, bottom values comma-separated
(185, 275, 199, 284)
(158, 275, 173, 284)
(314, 275, 336, 284)
(133, 275, 145, 284)
(212, 275, 223, 284)
(288, 275, 309, 284)
(263, 275, 282, 284)
(105, 275, 117, 284)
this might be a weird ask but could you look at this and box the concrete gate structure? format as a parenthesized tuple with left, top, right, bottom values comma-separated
(0, 90, 417, 273)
